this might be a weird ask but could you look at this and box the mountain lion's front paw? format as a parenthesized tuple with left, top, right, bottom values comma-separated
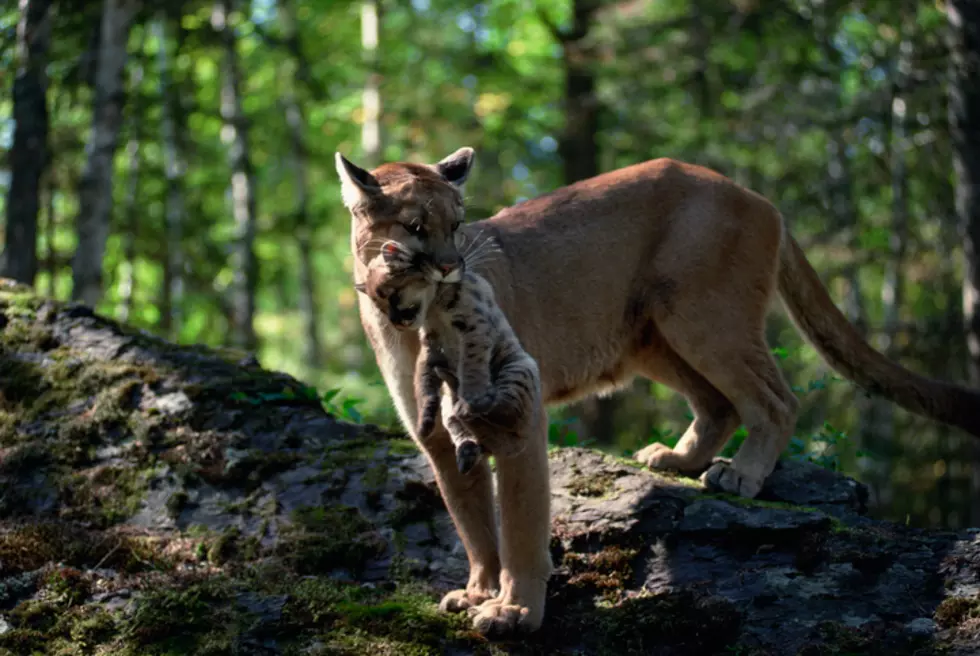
(700, 460, 764, 498)
(439, 588, 494, 613)
(467, 597, 542, 638)
(635, 442, 686, 471)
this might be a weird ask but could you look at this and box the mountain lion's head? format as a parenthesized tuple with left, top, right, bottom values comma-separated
(335, 148, 474, 285)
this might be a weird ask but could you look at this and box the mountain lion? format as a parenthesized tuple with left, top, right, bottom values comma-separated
(335, 147, 980, 637)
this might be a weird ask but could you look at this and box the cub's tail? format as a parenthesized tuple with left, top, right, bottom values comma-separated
(777, 232, 980, 437)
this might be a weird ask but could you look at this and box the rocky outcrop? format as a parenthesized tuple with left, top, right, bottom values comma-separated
(0, 278, 978, 655)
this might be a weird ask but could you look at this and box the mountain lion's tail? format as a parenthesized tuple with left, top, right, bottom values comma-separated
(777, 233, 980, 437)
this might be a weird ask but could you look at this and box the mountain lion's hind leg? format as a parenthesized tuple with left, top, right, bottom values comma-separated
(659, 320, 799, 498)
(632, 331, 741, 474)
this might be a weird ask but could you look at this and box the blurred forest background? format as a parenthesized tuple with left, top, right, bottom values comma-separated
(2, 0, 979, 530)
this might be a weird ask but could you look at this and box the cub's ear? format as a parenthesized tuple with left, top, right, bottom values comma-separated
(335, 152, 381, 208)
(433, 147, 475, 188)
(354, 282, 367, 295)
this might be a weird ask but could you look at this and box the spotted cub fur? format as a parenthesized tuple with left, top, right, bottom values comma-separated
(356, 242, 540, 473)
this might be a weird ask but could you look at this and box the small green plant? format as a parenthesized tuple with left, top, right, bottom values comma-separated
(319, 388, 365, 423)
(787, 421, 871, 472)
(548, 416, 593, 448)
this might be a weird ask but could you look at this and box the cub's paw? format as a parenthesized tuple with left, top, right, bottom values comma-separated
(439, 588, 494, 613)
(700, 460, 764, 498)
(455, 440, 483, 475)
(458, 391, 496, 419)
(467, 598, 542, 638)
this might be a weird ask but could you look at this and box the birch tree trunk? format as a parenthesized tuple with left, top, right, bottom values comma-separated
(280, 0, 321, 371)
(116, 34, 145, 324)
(361, 0, 382, 166)
(155, 15, 186, 340)
(213, 0, 258, 352)
(3, 0, 53, 286)
(947, 0, 980, 527)
(71, 0, 141, 307)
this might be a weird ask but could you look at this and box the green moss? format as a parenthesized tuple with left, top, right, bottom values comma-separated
(214, 449, 303, 491)
(166, 490, 190, 518)
(62, 464, 148, 527)
(935, 595, 980, 628)
(276, 506, 386, 576)
(564, 546, 638, 602)
(387, 439, 419, 457)
(322, 438, 381, 471)
(567, 469, 617, 498)
(120, 577, 236, 653)
(0, 628, 47, 652)
(587, 591, 742, 655)
(44, 566, 90, 605)
(389, 480, 444, 528)
(282, 578, 479, 655)
(0, 522, 176, 578)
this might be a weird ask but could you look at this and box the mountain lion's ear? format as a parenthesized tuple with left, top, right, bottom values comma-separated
(335, 152, 381, 208)
(354, 282, 367, 295)
(433, 147, 475, 188)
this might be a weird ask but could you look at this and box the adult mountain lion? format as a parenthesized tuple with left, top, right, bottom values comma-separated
(335, 147, 980, 637)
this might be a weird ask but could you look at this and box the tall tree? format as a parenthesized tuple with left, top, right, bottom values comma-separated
(71, 0, 142, 307)
(948, 0, 980, 527)
(156, 15, 186, 339)
(213, 0, 258, 351)
(3, 0, 53, 286)
(361, 0, 382, 165)
(949, 0, 980, 386)
(542, 0, 616, 443)
(280, 0, 322, 371)
(116, 47, 143, 324)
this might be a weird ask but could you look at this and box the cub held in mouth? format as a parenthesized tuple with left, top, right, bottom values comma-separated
(356, 240, 543, 476)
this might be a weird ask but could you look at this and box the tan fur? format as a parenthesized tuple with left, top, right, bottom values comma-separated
(336, 151, 980, 637)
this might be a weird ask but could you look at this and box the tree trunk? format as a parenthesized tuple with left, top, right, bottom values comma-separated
(280, 0, 321, 372)
(3, 0, 53, 286)
(949, 1, 980, 385)
(213, 0, 258, 352)
(947, 0, 980, 527)
(361, 0, 382, 166)
(116, 32, 145, 325)
(43, 171, 57, 297)
(865, 33, 913, 455)
(156, 15, 185, 340)
(116, 109, 141, 325)
(553, 0, 616, 445)
(71, 0, 141, 307)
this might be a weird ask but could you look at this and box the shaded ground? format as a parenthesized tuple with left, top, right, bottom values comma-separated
(0, 277, 979, 655)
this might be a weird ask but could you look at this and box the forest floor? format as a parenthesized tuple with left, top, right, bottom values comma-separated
(1, 277, 979, 655)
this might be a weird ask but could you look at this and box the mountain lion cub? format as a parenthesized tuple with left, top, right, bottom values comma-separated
(355, 240, 542, 473)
